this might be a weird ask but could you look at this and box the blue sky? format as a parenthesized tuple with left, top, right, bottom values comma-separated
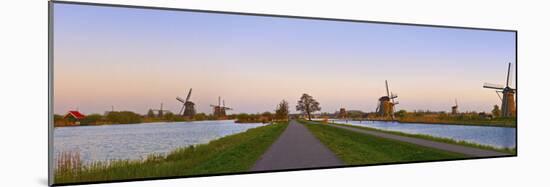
(53, 3, 516, 115)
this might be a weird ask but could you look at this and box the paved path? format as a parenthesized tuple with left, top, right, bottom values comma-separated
(250, 120, 344, 171)
(329, 124, 511, 157)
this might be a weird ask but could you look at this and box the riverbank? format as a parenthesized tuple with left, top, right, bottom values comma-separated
(325, 121, 516, 154)
(398, 117, 516, 128)
(53, 119, 265, 128)
(356, 117, 516, 128)
(299, 120, 466, 165)
(54, 122, 288, 184)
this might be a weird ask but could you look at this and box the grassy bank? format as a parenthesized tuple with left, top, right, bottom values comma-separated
(54, 122, 288, 184)
(328, 122, 516, 154)
(357, 117, 516, 128)
(398, 116, 516, 127)
(300, 120, 466, 165)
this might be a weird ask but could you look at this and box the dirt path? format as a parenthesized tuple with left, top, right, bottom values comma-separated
(250, 120, 344, 171)
(329, 124, 511, 157)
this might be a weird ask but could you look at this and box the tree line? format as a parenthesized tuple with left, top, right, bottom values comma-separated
(54, 93, 324, 126)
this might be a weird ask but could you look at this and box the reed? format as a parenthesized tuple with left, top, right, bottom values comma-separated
(55, 151, 83, 177)
(54, 122, 288, 184)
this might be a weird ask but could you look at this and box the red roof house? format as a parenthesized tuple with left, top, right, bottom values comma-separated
(64, 111, 86, 125)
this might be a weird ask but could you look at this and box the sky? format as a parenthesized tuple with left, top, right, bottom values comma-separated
(53, 3, 516, 115)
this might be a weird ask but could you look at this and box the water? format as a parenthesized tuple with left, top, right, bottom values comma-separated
(53, 120, 266, 163)
(332, 120, 516, 148)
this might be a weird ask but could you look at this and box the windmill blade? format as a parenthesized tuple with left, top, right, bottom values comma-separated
(185, 88, 192, 102)
(506, 62, 511, 88)
(176, 97, 186, 103)
(220, 100, 232, 110)
(495, 91, 503, 101)
(455, 99, 458, 106)
(483, 83, 505, 90)
(390, 93, 398, 99)
(375, 101, 380, 112)
(179, 105, 185, 115)
(385, 80, 390, 97)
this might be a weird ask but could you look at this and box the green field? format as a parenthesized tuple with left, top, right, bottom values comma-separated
(330, 122, 516, 154)
(55, 122, 288, 184)
(300, 120, 466, 165)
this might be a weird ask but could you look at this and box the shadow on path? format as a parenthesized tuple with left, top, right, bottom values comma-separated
(250, 120, 344, 171)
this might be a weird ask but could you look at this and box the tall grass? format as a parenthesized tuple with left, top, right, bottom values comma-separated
(54, 122, 288, 185)
(55, 151, 83, 178)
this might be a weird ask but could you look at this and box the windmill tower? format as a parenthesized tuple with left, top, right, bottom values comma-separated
(152, 102, 169, 118)
(483, 62, 516, 117)
(176, 88, 196, 118)
(376, 80, 399, 119)
(451, 99, 458, 115)
(210, 96, 232, 118)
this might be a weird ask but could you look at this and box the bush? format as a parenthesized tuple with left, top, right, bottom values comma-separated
(106, 111, 142, 124)
(81, 114, 103, 125)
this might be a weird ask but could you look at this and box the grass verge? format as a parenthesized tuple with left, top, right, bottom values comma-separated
(326, 121, 516, 154)
(300, 120, 466, 165)
(398, 117, 516, 128)
(361, 117, 516, 128)
(54, 122, 288, 184)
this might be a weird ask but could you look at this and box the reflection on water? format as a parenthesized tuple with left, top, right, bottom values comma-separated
(53, 120, 265, 163)
(333, 120, 516, 148)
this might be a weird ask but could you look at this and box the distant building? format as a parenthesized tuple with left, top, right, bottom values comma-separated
(64, 111, 86, 125)
(451, 105, 458, 115)
(338, 108, 347, 119)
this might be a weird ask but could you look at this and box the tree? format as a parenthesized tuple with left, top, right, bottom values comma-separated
(492, 105, 501, 117)
(296, 93, 321, 121)
(236, 113, 251, 122)
(395, 110, 407, 118)
(194, 113, 207, 121)
(275, 100, 289, 120)
(348, 111, 365, 119)
(147, 109, 155, 118)
(81, 114, 103, 125)
(163, 112, 174, 121)
(106, 111, 142, 124)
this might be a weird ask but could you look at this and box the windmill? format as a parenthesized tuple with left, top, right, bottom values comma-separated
(210, 96, 232, 118)
(176, 88, 196, 118)
(376, 80, 399, 119)
(151, 102, 169, 118)
(222, 100, 232, 116)
(483, 62, 516, 117)
(451, 99, 458, 115)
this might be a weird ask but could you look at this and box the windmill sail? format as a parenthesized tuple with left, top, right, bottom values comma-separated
(185, 88, 192, 102)
(483, 83, 505, 90)
(506, 62, 511, 88)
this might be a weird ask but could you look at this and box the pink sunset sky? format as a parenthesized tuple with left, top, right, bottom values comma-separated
(53, 4, 516, 115)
